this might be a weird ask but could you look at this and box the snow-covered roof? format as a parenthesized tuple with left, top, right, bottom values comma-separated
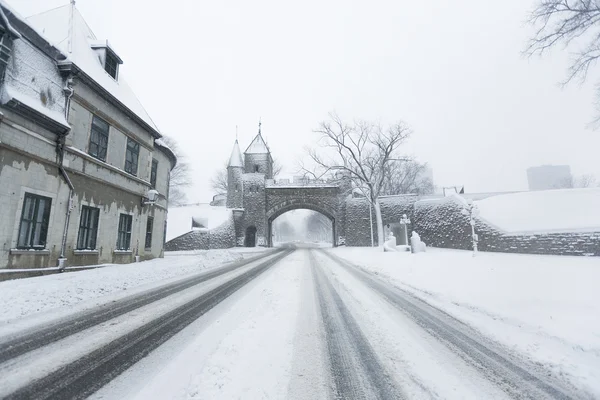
(154, 138, 177, 168)
(228, 140, 244, 167)
(167, 204, 232, 241)
(0, 3, 21, 38)
(25, 5, 160, 136)
(475, 188, 600, 234)
(244, 133, 270, 154)
(1, 84, 69, 130)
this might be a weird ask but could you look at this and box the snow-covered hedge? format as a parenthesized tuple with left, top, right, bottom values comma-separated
(412, 195, 473, 250)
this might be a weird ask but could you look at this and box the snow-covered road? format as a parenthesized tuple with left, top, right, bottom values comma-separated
(0, 248, 592, 399)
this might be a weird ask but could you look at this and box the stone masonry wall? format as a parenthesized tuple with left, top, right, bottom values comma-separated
(242, 173, 267, 246)
(412, 195, 600, 256)
(165, 213, 236, 251)
(344, 195, 417, 246)
(265, 186, 343, 245)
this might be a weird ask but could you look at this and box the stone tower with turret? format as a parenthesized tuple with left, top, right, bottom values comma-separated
(226, 139, 244, 209)
(243, 122, 273, 178)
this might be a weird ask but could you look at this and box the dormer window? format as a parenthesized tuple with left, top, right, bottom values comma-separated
(91, 40, 123, 81)
(104, 52, 119, 79)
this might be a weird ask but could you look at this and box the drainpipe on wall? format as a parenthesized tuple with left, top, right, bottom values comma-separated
(57, 77, 75, 271)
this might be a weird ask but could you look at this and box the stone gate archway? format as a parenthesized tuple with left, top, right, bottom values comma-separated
(267, 204, 336, 247)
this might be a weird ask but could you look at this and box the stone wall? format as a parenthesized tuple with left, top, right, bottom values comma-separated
(165, 214, 236, 251)
(344, 195, 417, 246)
(165, 230, 209, 251)
(242, 173, 267, 246)
(344, 197, 373, 246)
(265, 186, 344, 246)
(476, 224, 600, 257)
(226, 166, 243, 208)
(411, 195, 600, 256)
(244, 153, 272, 178)
(412, 196, 473, 250)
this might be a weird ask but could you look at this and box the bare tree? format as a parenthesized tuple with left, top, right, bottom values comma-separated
(380, 160, 434, 195)
(210, 158, 283, 195)
(160, 136, 191, 206)
(526, 0, 600, 122)
(304, 211, 333, 243)
(553, 173, 597, 188)
(303, 113, 411, 248)
(210, 162, 229, 194)
(577, 173, 598, 187)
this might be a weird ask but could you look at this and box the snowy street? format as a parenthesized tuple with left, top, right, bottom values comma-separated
(0, 247, 595, 399)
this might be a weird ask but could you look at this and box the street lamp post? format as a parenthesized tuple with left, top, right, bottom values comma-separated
(470, 204, 479, 256)
(461, 202, 479, 257)
(400, 213, 411, 246)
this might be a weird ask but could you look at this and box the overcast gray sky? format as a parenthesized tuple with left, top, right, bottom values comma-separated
(9, 0, 600, 201)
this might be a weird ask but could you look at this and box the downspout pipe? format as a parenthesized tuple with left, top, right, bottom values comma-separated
(57, 77, 75, 271)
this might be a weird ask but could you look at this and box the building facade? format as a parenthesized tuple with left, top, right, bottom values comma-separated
(527, 165, 572, 191)
(0, 3, 175, 272)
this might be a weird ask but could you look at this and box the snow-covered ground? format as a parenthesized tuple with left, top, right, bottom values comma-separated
(97, 250, 326, 400)
(330, 246, 600, 394)
(0, 248, 266, 325)
(1, 246, 594, 398)
(475, 188, 600, 233)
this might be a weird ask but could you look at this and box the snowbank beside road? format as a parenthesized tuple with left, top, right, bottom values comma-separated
(0, 250, 250, 324)
(475, 188, 600, 233)
(329, 247, 600, 395)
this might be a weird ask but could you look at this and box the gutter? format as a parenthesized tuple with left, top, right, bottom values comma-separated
(57, 77, 75, 271)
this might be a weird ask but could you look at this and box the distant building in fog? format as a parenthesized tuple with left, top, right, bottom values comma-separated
(527, 165, 572, 191)
(417, 166, 434, 187)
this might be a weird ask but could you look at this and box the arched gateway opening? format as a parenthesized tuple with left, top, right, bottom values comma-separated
(267, 206, 336, 248)
(244, 226, 257, 247)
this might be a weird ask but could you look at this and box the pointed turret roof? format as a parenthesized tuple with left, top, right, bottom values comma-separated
(228, 140, 244, 167)
(244, 119, 271, 154)
(244, 133, 270, 154)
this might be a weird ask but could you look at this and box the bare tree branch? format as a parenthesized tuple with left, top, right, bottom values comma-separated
(160, 136, 191, 206)
(304, 113, 412, 246)
(526, 0, 600, 121)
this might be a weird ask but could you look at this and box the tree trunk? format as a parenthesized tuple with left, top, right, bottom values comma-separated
(373, 199, 384, 249)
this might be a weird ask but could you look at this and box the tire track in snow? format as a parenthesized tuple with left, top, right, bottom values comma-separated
(320, 250, 582, 400)
(309, 250, 405, 400)
(0, 249, 281, 364)
(4, 249, 293, 400)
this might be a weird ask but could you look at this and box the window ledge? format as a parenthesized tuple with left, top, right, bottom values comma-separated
(73, 250, 99, 255)
(10, 249, 50, 255)
(113, 250, 132, 255)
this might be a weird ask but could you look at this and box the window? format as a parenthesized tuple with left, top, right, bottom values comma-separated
(105, 52, 119, 79)
(254, 164, 260, 172)
(117, 214, 132, 250)
(89, 116, 109, 161)
(150, 159, 158, 188)
(17, 193, 52, 249)
(145, 217, 154, 249)
(77, 206, 99, 250)
(0, 30, 13, 81)
(125, 138, 139, 175)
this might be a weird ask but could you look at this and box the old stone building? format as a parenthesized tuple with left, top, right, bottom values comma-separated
(0, 2, 175, 273)
(220, 125, 351, 247)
